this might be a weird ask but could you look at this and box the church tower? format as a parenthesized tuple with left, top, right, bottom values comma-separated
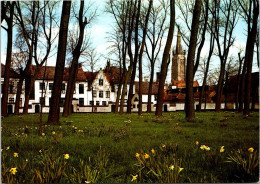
(171, 29, 186, 84)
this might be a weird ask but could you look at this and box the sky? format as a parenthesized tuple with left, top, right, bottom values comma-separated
(1, 0, 258, 85)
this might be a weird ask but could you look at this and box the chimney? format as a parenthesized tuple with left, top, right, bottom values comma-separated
(106, 59, 111, 72)
(78, 63, 82, 68)
(144, 76, 149, 82)
(156, 72, 160, 82)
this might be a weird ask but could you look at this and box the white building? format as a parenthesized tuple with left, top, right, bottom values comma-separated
(1, 61, 163, 113)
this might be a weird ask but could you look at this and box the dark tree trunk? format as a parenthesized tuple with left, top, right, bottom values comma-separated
(193, 0, 208, 75)
(127, 0, 141, 114)
(1, 2, 14, 117)
(215, 63, 225, 112)
(243, 1, 259, 116)
(235, 53, 243, 110)
(14, 75, 24, 115)
(185, 0, 202, 121)
(47, 1, 71, 124)
(198, 32, 214, 112)
(155, 0, 175, 117)
(138, 0, 152, 115)
(224, 71, 229, 109)
(63, 1, 87, 117)
(238, 57, 247, 112)
(147, 63, 154, 113)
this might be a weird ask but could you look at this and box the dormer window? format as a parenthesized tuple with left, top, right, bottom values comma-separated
(99, 79, 103, 86)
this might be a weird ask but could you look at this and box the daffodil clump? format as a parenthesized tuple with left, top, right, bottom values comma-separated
(200, 145, 210, 151)
(10, 168, 17, 175)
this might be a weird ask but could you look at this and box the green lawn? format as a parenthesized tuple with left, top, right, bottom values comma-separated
(1, 111, 259, 183)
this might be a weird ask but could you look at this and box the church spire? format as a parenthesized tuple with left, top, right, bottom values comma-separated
(175, 28, 183, 55)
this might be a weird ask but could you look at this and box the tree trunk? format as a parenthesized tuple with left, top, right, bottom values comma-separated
(235, 53, 243, 110)
(243, 2, 259, 116)
(127, 61, 137, 113)
(238, 57, 247, 112)
(147, 62, 155, 113)
(155, 0, 175, 117)
(47, 1, 71, 124)
(63, 0, 87, 117)
(198, 32, 214, 112)
(14, 75, 24, 115)
(215, 63, 225, 112)
(138, 0, 152, 115)
(224, 71, 229, 109)
(2, 2, 14, 117)
(185, 0, 202, 121)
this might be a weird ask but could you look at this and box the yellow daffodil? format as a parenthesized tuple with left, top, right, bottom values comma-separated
(220, 146, 225, 153)
(205, 146, 210, 151)
(162, 144, 166, 148)
(64, 154, 69, 159)
(178, 167, 184, 173)
(45, 125, 47, 127)
(52, 131, 56, 135)
(131, 175, 138, 181)
(39, 150, 42, 153)
(85, 181, 91, 183)
(248, 147, 254, 153)
(13, 153, 19, 157)
(74, 127, 78, 129)
(42, 133, 45, 136)
(151, 149, 155, 154)
(169, 165, 174, 170)
(200, 145, 206, 150)
(6, 146, 10, 150)
(196, 141, 199, 145)
(10, 168, 17, 175)
(144, 153, 150, 159)
(135, 153, 140, 158)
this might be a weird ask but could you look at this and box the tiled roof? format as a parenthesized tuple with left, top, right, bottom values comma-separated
(30, 65, 87, 81)
(134, 81, 159, 95)
(1, 64, 20, 78)
(172, 80, 199, 87)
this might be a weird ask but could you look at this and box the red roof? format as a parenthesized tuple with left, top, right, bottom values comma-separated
(134, 81, 159, 95)
(1, 64, 19, 78)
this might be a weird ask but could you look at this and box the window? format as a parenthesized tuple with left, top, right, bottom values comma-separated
(79, 98, 84, 106)
(9, 98, 14, 103)
(40, 97, 45, 106)
(96, 101, 99, 106)
(8, 82, 15, 93)
(125, 91, 127, 95)
(40, 82, 45, 90)
(49, 98, 52, 106)
(49, 83, 53, 91)
(89, 101, 93, 105)
(19, 98, 23, 107)
(106, 91, 110, 98)
(59, 98, 65, 106)
(99, 79, 103, 86)
(99, 91, 103, 98)
(102, 101, 106, 106)
(79, 84, 84, 94)
(93, 90, 97, 97)
(1, 82, 3, 93)
(154, 95, 157, 101)
(61, 83, 66, 93)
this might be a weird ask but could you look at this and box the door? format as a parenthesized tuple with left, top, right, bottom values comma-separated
(163, 104, 168, 112)
(111, 105, 115, 112)
(7, 105, 13, 114)
(35, 105, 40, 113)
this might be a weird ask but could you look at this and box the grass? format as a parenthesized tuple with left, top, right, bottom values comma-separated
(1, 111, 259, 183)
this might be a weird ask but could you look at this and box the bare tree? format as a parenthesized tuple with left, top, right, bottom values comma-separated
(237, 0, 259, 116)
(15, 1, 58, 114)
(47, 1, 72, 124)
(198, 26, 215, 112)
(138, 0, 153, 115)
(155, 0, 175, 117)
(185, 0, 202, 121)
(209, 0, 238, 112)
(144, 0, 169, 113)
(1, 2, 15, 116)
(63, 1, 96, 117)
(106, 0, 129, 114)
(82, 47, 101, 112)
